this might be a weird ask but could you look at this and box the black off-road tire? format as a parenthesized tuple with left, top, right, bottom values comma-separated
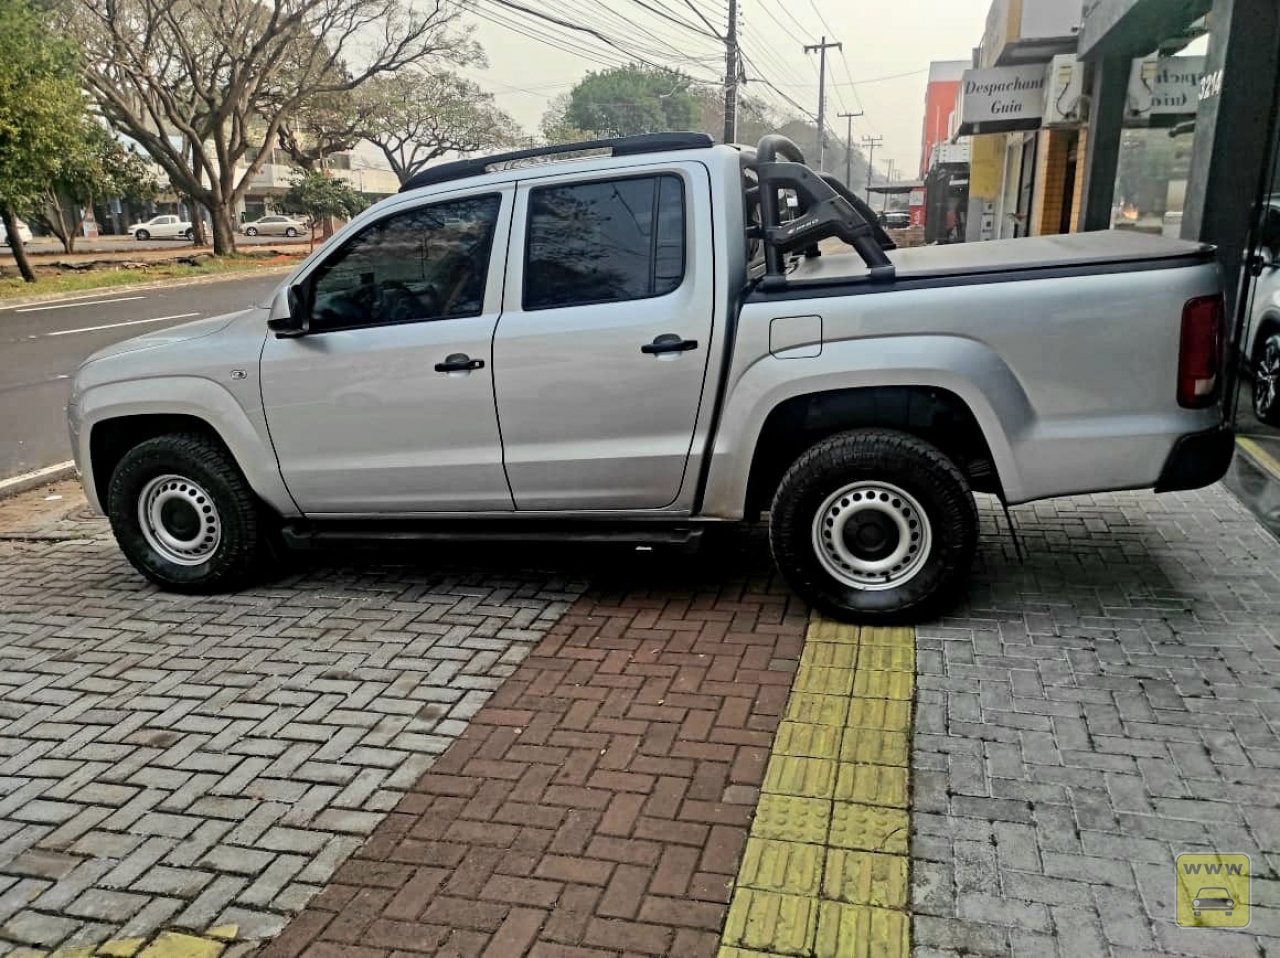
(107, 432, 268, 593)
(769, 429, 978, 624)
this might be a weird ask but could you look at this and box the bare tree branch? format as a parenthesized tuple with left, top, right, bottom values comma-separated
(65, 0, 473, 252)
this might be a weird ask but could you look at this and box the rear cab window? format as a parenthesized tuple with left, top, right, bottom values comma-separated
(523, 174, 686, 311)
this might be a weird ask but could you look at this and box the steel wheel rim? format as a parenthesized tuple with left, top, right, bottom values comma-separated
(811, 481, 932, 591)
(1258, 343, 1280, 416)
(137, 474, 221, 566)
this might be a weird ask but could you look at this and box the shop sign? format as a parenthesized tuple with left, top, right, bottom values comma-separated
(909, 188, 926, 208)
(957, 64, 1048, 135)
(1126, 56, 1207, 121)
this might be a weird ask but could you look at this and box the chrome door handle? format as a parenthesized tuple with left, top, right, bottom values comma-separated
(642, 334, 698, 355)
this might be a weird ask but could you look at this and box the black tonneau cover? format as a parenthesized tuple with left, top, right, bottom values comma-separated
(784, 230, 1214, 290)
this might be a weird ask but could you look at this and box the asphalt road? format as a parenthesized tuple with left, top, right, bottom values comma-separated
(0, 272, 284, 480)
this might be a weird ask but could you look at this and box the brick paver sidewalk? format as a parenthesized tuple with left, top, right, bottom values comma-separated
(9, 477, 1280, 957)
(261, 532, 808, 958)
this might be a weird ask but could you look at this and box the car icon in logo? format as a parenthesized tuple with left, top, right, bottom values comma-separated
(1193, 887, 1235, 916)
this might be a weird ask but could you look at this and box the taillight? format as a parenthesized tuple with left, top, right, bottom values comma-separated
(1178, 294, 1224, 408)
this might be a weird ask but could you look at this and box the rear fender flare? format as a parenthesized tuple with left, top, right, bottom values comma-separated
(700, 335, 1034, 517)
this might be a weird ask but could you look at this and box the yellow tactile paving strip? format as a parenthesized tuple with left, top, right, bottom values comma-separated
(719, 619, 913, 958)
(10, 924, 238, 958)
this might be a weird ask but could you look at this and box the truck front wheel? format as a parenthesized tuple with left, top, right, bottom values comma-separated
(106, 432, 269, 593)
(769, 429, 978, 624)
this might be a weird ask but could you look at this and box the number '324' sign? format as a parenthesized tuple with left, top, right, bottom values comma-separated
(1200, 69, 1224, 102)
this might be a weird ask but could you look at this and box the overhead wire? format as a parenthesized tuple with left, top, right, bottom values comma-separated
(624, 0, 721, 39)
(472, 6, 625, 70)
(480, 0, 711, 75)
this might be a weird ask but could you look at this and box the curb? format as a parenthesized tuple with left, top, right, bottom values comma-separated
(0, 264, 297, 310)
(1237, 436, 1280, 481)
(0, 461, 77, 500)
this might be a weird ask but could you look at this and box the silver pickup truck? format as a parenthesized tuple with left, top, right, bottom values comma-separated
(68, 133, 1234, 623)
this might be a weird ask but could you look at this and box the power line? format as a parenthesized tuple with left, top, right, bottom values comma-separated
(679, 0, 724, 38)
(739, 49, 814, 118)
(472, 6, 624, 70)
(625, 0, 721, 39)
(807, 0, 837, 36)
(757, 0, 812, 50)
(481, 0, 705, 74)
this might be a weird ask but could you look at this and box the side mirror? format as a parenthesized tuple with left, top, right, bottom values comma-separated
(268, 283, 311, 337)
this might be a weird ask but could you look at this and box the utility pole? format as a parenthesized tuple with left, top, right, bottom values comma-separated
(882, 159, 897, 211)
(838, 111, 863, 189)
(861, 135, 883, 202)
(804, 36, 842, 171)
(723, 0, 738, 143)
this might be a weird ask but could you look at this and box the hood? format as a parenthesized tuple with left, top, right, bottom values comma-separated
(78, 309, 252, 367)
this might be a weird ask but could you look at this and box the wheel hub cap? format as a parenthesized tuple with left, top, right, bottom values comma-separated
(137, 474, 221, 566)
(1258, 352, 1279, 413)
(812, 481, 932, 591)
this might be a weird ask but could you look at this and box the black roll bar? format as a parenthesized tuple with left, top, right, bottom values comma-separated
(754, 134, 896, 288)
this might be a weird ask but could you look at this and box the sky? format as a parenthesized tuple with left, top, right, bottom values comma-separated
(459, 0, 993, 179)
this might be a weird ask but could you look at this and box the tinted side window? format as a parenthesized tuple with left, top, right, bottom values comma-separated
(524, 175, 685, 311)
(307, 194, 501, 332)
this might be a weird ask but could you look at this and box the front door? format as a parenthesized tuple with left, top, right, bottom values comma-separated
(493, 166, 716, 511)
(261, 187, 514, 514)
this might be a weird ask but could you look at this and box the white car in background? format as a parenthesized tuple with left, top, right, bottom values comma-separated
(0, 219, 34, 245)
(127, 215, 193, 241)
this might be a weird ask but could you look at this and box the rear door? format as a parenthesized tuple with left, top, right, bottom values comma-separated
(493, 163, 716, 511)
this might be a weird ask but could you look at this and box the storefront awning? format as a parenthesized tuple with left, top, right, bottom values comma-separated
(1079, 0, 1211, 60)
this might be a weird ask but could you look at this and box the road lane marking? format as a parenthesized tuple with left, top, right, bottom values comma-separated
(1238, 436, 1280, 481)
(15, 295, 147, 313)
(45, 312, 200, 337)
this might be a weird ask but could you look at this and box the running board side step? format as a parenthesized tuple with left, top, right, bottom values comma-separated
(279, 519, 710, 551)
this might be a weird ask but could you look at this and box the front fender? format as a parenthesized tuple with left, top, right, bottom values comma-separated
(75, 376, 298, 517)
(699, 335, 1034, 517)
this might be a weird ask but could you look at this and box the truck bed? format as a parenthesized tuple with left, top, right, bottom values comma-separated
(781, 230, 1215, 291)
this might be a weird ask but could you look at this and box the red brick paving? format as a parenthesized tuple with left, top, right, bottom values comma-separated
(262, 547, 807, 957)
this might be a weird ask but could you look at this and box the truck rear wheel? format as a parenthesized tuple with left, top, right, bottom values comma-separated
(769, 429, 978, 624)
(106, 432, 268, 593)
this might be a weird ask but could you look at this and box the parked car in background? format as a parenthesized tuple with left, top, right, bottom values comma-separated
(0, 219, 34, 245)
(127, 215, 193, 241)
(878, 211, 911, 230)
(240, 215, 307, 238)
(1239, 195, 1280, 425)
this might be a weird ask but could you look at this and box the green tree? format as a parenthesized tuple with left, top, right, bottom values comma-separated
(35, 121, 159, 253)
(540, 92, 590, 145)
(271, 170, 368, 250)
(0, 0, 83, 281)
(561, 64, 698, 138)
